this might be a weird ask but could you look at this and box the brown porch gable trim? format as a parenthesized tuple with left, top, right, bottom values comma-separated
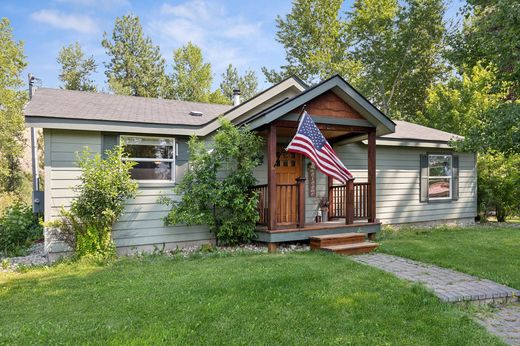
(242, 74, 396, 137)
(273, 120, 373, 133)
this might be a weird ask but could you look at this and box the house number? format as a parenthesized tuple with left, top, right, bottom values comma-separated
(307, 162, 316, 197)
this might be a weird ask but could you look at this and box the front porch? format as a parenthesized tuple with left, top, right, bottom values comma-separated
(239, 75, 395, 249)
(251, 118, 379, 246)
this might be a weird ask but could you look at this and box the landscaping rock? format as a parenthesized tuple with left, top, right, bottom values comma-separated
(1, 242, 48, 272)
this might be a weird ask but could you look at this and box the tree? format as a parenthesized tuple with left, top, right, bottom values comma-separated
(0, 18, 27, 193)
(220, 64, 259, 103)
(102, 14, 167, 97)
(347, 0, 446, 119)
(418, 62, 509, 137)
(264, 0, 446, 119)
(57, 42, 97, 91)
(477, 152, 520, 222)
(162, 119, 263, 245)
(168, 42, 212, 102)
(448, 0, 520, 100)
(168, 42, 228, 104)
(262, 0, 359, 85)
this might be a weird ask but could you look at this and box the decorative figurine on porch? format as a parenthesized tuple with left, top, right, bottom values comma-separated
(317, 196, 329, 223)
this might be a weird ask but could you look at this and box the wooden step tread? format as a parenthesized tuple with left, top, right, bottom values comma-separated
(321, 242, 379, 255)
(322, 242, 379, 251)
(309, 233, 364, 240)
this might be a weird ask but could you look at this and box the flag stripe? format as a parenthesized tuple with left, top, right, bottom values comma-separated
(288, 142, 347, 182)
(289, 136, 351, 181)
(285, 111, 354, 184)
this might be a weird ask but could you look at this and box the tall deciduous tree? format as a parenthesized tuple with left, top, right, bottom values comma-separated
(102, 14, 167, 97)
(347, 0, 446, 119)
(418, 62, 509, 137)
(264, 0, 446, 119)
(57, 42, 97, 91)
(168, 42, 228, 104)
(0, 18, 27, 192)
(262, 0, 360, 85)
(220, 64, 258, 103)
(448, 0, 520, 100)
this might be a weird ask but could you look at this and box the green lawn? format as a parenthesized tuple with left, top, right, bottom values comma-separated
(0, 252, 500, 345)
(379, 225, 520, 289)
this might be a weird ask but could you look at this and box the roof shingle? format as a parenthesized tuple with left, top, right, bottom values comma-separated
(383, 120, 463, 142)
(24, 88, 232, 126)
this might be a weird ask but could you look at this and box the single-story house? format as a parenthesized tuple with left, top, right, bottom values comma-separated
(24, 75, 476, 259)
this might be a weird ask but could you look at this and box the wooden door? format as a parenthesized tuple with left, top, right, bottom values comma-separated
(275, 145, 302, 225)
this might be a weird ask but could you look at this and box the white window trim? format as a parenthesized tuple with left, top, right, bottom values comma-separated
(427, 154, 452, 201)
(121, 135, 176, 183)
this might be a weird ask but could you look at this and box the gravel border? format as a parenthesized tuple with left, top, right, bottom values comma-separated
(1, 242, 49, 272)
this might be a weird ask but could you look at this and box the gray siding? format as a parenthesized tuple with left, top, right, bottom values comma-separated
(44, 129, 212, 254)
(250, 141, 477, 225)
(335, 142, 477, 224)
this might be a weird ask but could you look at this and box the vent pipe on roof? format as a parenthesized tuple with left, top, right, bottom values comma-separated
(232, 88, 241, 106)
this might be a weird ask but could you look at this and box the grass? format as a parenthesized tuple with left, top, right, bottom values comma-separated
(379, 224, 520, 289)
(0, 251, 501, 345)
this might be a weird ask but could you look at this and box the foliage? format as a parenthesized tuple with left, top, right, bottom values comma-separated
(0, 18, 27, 193)
(0, 202, 42, 256)
(163, 119, 263, 245)
(0, 253, 501, 345)
(448, 0, 520, 99)
(379, 225, 520, 289)
(57, 42, 97, 91)
(458, 102, 520, 156)
(262, 0, 359, 85)
(102, 14, 167, 98)
(51, 144, 138, 258)
(220, 64, 259, 103)
(264, 0, 446, 119)
(347, 0, 446, 119)
(476, 152, 520, 222)
(419, 62, 509, 136)
(167, 42, 228, 104)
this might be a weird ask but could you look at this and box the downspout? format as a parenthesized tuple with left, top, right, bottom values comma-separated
(28, 73, 42, 214)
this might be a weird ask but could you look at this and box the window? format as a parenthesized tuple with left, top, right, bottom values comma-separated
(428, 154, 452, 200)
(121, 136, 175, 182)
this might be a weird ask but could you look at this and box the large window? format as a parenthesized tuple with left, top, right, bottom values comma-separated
(428, 154, 452, 200)
(121, 136, 175, 182)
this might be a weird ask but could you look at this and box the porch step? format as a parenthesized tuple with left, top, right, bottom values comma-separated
(309, 232, 366, 249)
(321, 242, 380, 255)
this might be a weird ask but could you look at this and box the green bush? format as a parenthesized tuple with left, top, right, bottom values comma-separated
(478, 152, 520, 222)
(163, 119, 263, 245)
(0, 202, 42, 256)
(50, 144, 138, 258)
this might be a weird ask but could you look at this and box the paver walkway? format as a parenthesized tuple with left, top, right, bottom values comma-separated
(476, 304, 520, 346)
(352, 253, 520, 345)
(352, 253, 519, 303)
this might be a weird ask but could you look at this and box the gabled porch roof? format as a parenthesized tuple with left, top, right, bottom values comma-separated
(238, 74, 396, 137)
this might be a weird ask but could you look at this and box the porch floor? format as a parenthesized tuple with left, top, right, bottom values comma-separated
(256, 220, 381, 243)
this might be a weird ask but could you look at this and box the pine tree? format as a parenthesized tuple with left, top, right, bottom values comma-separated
(57, 42, 97, 91)
(220, 64, 258, 103)
(102, 14, 167, 97)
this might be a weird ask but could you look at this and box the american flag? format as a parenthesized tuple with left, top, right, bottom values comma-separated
(286, 111, 354, 184)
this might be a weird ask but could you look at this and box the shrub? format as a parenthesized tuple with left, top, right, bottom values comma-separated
(0, 202, 42, 256)
(162, 119, 263, 245)
(50, 144, 138, 258)
(477, 152, 520, 222)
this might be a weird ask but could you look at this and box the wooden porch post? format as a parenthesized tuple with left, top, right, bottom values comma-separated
(296, 177, 306, 228)
(345, 179, 354, 224)
(267, 123, 277, 230)
(368, 130, 377, 223)
(327, 176, 333, 220)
